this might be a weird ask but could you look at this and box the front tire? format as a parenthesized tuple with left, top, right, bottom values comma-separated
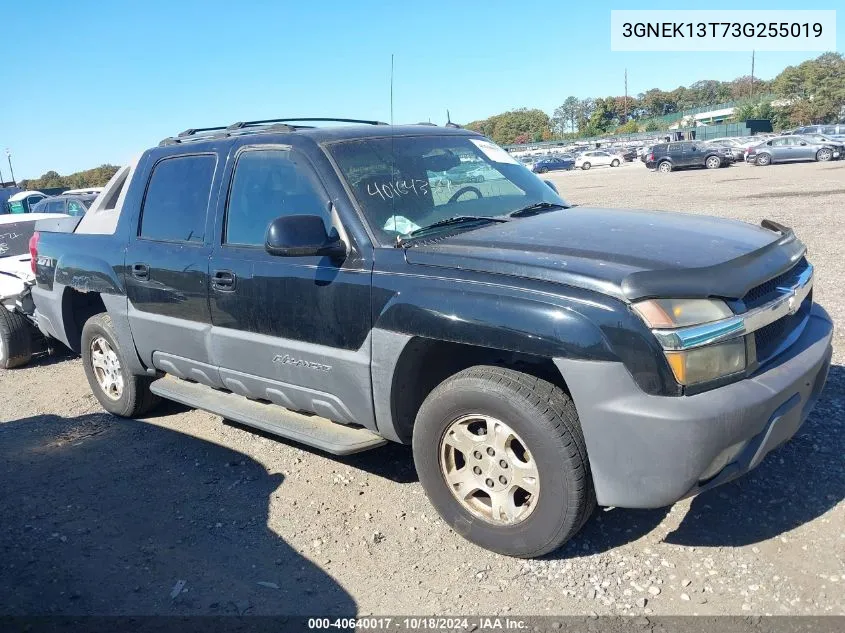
(816, 148, 833, 162)
(705, 156, 721, 169)
(0, 307, 34, 369)
(81, 313, 159, 417)
(413, 366, 596, 558)
(610, 159, 620, 167)
(581, 162, 591, 170)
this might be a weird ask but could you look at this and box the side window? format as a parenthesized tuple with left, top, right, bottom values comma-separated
(225, 148, 327, 246)
(47, 199, 66, 214)
(821, 126, 836, 135)
(140, 154, 216, 243)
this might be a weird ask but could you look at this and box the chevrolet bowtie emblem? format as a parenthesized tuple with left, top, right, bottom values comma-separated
(786, 292, 798, 315)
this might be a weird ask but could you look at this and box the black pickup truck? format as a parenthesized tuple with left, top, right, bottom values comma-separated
(31, 119, 833, 557)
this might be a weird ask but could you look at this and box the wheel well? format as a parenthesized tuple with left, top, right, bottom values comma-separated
(61, 289, 106, 354)
(389, 338, 570, 444)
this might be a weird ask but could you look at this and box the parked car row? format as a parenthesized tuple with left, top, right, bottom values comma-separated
(2, 189, 100, 216)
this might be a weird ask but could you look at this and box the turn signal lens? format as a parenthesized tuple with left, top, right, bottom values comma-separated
(664, 339, 746, 385)
(633, 298, 732, 329)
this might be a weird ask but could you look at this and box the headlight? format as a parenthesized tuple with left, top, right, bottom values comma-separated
(633, 298, 746, 386)
(632, 298, 732, 328)
(664, 339, 746, 385)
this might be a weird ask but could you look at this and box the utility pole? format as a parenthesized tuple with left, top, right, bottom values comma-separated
(624, 68, 628, 122)
(750, 50, 755, 99)
(5, 149, 15, 187)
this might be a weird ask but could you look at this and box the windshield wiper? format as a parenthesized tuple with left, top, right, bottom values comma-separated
(396, 216, 509, 247)
(508, 201, 569, 218)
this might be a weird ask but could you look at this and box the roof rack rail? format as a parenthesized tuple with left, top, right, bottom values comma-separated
(159, 117, 388, 146)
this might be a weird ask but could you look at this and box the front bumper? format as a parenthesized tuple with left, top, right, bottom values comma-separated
(554, 304, 833, 508)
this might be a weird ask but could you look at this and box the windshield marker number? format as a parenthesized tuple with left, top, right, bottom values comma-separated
(367, 179, 429, 201)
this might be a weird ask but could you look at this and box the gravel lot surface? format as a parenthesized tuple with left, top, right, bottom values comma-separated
(1, 159, 843, 617)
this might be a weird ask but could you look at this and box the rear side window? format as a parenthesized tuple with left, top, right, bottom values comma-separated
(140, 154, 216, 243)
(47, 199, 66, 213)
(224, 148, 327, 246)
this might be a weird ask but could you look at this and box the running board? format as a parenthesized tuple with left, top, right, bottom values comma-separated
(150, 376, 387, 455)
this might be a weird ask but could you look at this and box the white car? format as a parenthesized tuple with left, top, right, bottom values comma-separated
(0, 213, 68, 368)
(574, 150, 621, 170)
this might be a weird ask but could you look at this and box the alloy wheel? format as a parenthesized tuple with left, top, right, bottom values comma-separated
(439, 414, 540, 526)
(90, 336, 124, 400)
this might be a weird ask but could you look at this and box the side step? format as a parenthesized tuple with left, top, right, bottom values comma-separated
(150, 376, 387, 455)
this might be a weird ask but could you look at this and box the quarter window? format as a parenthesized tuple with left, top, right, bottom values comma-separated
(140, 154, 216, 243)
(67, 200, 86, 216)
(225, 148, 327, 246)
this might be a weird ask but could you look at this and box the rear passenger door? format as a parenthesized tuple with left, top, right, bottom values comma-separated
(681, 144, 701, 167)
(667, 144, 683, 166)
(125, 153, 221, 385)
(207, 144, 374, 427)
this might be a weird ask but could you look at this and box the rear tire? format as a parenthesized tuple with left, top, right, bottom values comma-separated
(81, 312, 160, 417)
(0, 307, 34, 369)
(581, 162, 591, 170)
(657, 161, 672, 173)
(755, 153, 771, 166)
(412, 366, 596, 558)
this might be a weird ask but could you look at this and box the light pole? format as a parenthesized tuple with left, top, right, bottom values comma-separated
(5, 149, 15, 186)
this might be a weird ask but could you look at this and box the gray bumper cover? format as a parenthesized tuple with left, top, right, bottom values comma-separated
(555, 304, 833, 508)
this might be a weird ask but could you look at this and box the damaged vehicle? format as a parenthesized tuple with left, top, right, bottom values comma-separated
(0, 214, 68, 368)
(30, 120, 833, 557)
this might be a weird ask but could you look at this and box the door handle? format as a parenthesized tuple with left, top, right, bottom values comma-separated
(212, 270, 236, 291)
(131, 263, 150, 280)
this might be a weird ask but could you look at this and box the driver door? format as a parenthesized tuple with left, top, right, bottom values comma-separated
(206, 144, 375, 427)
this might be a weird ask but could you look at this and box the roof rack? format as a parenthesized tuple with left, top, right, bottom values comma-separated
(159, 117, 388, 146)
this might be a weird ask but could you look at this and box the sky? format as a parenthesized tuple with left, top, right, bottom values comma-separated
(2, 0, 842, 180)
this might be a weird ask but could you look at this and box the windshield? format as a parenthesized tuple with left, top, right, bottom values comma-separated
(328, 134, 568, 244)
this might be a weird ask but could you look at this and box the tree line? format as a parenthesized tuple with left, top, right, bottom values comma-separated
(20, 164, 120, 191)
(466, 52, 845, 145)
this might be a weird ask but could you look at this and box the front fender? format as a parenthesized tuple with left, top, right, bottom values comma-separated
(375, 285, 617, 362)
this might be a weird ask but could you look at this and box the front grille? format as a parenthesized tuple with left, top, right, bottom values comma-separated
(754, 292, 812, 365)
(742, 257, 809, 310)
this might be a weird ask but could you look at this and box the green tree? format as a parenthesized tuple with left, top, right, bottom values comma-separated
(25, 164, 120, 191)
(615, 119, 640, 134)
(772, 52, 845, 125)
(466, 109, 551, 145)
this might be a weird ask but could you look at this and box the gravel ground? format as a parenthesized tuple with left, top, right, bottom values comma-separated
(1, 159, 843, 617)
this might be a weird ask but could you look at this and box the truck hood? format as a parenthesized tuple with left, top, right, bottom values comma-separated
(403, 208, 806, 301)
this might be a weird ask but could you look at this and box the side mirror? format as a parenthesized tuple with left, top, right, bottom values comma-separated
(265, 215, 347, 260)
(544, 180, 558, 193)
